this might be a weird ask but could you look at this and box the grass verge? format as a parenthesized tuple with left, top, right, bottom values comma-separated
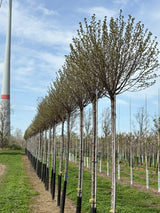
(60, 160, 160, 213)
(0, 150, 38, 213)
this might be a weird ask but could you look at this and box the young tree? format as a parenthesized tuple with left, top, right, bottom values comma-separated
(70, 17, 105, 212)
(70, 10, 159, 212)
(51, 72, 77, 213)
(97, 11, 159, 211)
(63, 60, 89, 212)
(47, 89, 66, 206)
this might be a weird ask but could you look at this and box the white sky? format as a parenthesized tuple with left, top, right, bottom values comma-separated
(0, 0, 160, 135)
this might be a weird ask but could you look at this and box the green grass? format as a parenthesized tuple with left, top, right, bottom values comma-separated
(1, 151, 160, 213)
(59, 160, 160, 213)
(99, 161, 159, 189)
(0, 150, 38, 213)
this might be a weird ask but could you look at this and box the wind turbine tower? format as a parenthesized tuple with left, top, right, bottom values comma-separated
(1, 0, 12, 135)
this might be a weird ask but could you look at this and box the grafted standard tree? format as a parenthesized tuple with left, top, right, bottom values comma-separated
(69, 45, 104, 213)
(98, 11, 159, 212)
(69, 11, 159, 212)
(51, 72, 77, 213)
(63, 59, 89, 212)
(47, 89, 66, 206)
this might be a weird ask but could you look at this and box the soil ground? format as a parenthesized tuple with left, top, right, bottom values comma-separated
(23, 155, 76, 213)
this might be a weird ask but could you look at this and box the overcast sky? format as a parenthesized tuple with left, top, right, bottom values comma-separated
(0, 0, 160, 136)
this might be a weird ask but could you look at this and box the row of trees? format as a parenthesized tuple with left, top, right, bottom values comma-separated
(25, 110, 160, 212)
(24, 10, 159, 213)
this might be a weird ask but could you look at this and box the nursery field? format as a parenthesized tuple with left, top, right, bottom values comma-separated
(0, 150, 160, 213)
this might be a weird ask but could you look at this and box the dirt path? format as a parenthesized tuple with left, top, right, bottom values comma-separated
(23, 155, 76, 213)
(0, 163, 6, 185)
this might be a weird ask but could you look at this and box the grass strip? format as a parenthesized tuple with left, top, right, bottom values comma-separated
(0, 150, 38, 213)
(99, 162, 158, 189)
(58, 160, 160, 213)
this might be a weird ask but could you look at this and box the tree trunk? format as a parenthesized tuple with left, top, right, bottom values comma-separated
(130, 135, 133, 185)
(60, 113, 70, 213)
(51, 124, 56, 199)
(117, 137, 120, 180)
(46, 128, 51, 191)
(106, 136, 109, 176)
(76, 107, 84, 213)
(145, 138, 149, 189)
(44, 130, 47, 187)
(42, 131, 47, 184)
(110, 94, 116, 213)
(37, 131, 42, 179)
(57, 120, 65, 206)
(39, 133, 43, 180)
(50, 127, 54, 197)
(91, 99, 97, 213)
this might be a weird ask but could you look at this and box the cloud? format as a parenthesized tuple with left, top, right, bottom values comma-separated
(0, 0, 73, 47)
(36, 52, 65, 70)
(37, 5, 59, 16)
(113, 0, 129, 5)
(12, 104, 36, 111)
(78, 7, 117, 20)
(9, 43, 65, 94)
(0, 1, 72, 96)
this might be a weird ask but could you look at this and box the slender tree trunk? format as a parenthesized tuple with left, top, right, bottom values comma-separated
(130, 101, 133, 185)
(110, 94, 116, 213)
(50, 127, 54, 196)
(51, 124, 56, 199)
(118, 137, 120, 180)
(130, 135, 133, 185)
(95, 94, 98, 212)
(75, 138, 78, 164)
(40, 131, 43, 180)
(145, 138, 149, 189)
(42, 131, 47, 184)
(46, 128, 51, 191)
(91, 99, 97, 213)
(76, 107, 84, 213)
(57, 120, 65, 206)
(43, 130, 47, 187)
(35, 136, 38, 172)
(60, 113, 70, 213)
(145, 96, 149, 189)
(37, 132, 41, 179)
(106, 136, 109, 176)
